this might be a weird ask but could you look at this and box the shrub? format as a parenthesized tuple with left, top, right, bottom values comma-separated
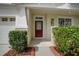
(9, 30, 27, 53)
(53, 26, 79, 55)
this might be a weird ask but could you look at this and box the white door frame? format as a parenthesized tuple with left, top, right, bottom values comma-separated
(33, 15, 45, 39)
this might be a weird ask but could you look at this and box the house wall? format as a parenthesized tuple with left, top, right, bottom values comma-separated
(0, 5, 28, 45)
(0, 4, 79, 46)
(0, 5, 17, 16)
(0, 5, 17, 44)
(72, 16, 79, 26)
(0, 5, 28, 28)
(30, 13, 79, 46)
(16, 6, 28, 29)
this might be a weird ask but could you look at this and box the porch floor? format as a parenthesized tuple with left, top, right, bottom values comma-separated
(30, 39, 53, 47)
(30, 39, 55, 56)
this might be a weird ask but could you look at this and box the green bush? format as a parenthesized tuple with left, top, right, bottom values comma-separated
(53, 26, 79, 56)
(9, 30, 27, 53)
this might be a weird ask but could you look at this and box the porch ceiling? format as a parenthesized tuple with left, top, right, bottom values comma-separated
(30, 8, 79, 16)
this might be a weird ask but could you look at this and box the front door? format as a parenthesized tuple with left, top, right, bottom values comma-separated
(35, 21, 43, 37)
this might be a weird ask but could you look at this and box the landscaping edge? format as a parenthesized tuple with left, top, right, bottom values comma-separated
(49, 46, 62, 56)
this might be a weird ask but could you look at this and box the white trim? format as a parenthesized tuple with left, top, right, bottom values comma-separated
(33, 15, 45, 39)
(57, 16, 73, 26)
(34, 15, 44, 20)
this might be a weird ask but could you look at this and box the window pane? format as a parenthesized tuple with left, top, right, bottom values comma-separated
(10, 18, 15, 22)
(35, 17, 43, 19)
(59, 18, 64, 26)
(36, 22, 42, 30)
(58, 18, 71, 26)
(51, 18, 54, 26)
(2, 18, 8, 21)
(65, 18, 71, 26)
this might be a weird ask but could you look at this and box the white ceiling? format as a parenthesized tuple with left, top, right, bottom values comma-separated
(25, 3, 79, 9)
(30, 7, 79, 16)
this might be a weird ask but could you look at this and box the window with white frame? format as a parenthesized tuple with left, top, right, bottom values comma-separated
(58, 18, 71, 26)
(9, 18, 15, 22)
(1, 17, 15, 22)
(51, 18, 54, 26)
(35, 16, 43, 19)
(1, 18, 8, 22)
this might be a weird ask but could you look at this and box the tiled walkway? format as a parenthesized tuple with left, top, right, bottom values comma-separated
(30, 39, 55, 56)
(35, 47, 54, 56)
(0, 44, 10, 56)
(30, 39, 54, 47)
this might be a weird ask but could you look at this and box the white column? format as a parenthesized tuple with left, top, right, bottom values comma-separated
(15, 5, 28, 29)
(26, 8, 32, 46)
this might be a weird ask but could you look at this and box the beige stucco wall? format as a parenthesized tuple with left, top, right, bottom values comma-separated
(28, 12, 79, 46)
(72, 16, 79, 26)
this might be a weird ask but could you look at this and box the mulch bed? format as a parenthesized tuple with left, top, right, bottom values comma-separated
(3, 47, 35, 56)
(49, 46, 63, 56)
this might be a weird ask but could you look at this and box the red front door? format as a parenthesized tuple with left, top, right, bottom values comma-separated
(35, 21, 43, 37)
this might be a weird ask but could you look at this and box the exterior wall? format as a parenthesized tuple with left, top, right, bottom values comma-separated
(0, 5, 17, 16)
(0, 5, 28, 28)
(0, 5, 16, 44)
(31, 15, 35, 39)
(30, 12, 79, 46)
(16, 5, 28, 28)
(72, 16, 79, 26)
(31, 14, 58, 40)
(0, 4, 79, 46)
(0, 22, 15, 44)
(46, 15, 58, 40)
(0, 5, 28, 45)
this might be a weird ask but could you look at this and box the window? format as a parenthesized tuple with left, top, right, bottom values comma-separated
(51, 18, 54, 26)
(35, 17, 43, 19)
(36, 21, 42, 30)
(0, 16, 15, 22)
(10, 18, 15, 22)
(2, 18, 8, 21)
(59, 18, 71, 26)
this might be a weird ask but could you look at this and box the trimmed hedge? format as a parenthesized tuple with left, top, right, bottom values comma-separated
(53, 26, 79, 55)
(9, 30, 27, 53)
